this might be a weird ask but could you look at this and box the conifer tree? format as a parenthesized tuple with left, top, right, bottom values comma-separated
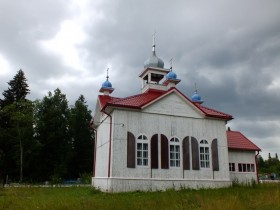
(0, 69, 33, 183)
(34, 89, 71, 181)
(69, 95, 93, 179)
(0, 69, 30, 108)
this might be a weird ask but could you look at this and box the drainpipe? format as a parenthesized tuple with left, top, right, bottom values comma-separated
(255, 151, 260, 184)
(102, 110, 113, 178)
(92, 128, 97, 177)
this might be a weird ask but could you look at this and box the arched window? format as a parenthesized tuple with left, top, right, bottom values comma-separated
(169, 137, 180, 167)
(137, 135, 148, 166)
(200, 140, 210, 168)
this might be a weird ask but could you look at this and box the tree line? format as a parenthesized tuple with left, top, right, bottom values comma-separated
(257, 153, 280, 178)
(0, 70, 94, 184)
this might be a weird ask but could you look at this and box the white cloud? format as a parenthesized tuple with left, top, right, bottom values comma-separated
(40, 20, 87, 71)
(267, 77, 280, 91)
(0, 54, 11, 76)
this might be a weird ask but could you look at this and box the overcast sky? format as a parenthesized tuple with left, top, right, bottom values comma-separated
(1, 0, 279, 159)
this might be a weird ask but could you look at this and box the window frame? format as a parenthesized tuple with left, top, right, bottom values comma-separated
(237, 163, 255, 173)
(199, 140, 211, 169)
(136, 134, 149, 167)
(229, 162, 235, 172)
(169, 137, 181, 168)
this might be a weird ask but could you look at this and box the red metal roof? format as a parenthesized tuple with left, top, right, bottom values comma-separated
(99, 89, 164, 110)
(195, 103, 233, 120)
(227, 130, 261, 151)
(98, 88, 233, 120)
(98, 95, 120, 109)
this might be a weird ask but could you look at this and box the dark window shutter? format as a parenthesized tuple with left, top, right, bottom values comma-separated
(211, 138, 219, 171)
(183, 136, 190, 170)
(127, 131, 135, 168)
(151, 134, 158, 169)
(191, 137, 199, 170)
(161, 134, 169, 169)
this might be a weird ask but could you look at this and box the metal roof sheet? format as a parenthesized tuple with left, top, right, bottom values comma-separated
(227, 130, 261, 151)
(98, 88, 233, 120)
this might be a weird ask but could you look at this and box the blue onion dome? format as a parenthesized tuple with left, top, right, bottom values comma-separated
(102, 79, 112, 88)
(191, 90, 203, 103)
(166, 71, 177, 80)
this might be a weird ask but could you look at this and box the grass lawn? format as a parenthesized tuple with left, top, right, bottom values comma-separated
(0, 183, 279, 210)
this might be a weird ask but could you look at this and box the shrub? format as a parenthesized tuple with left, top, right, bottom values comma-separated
(79, 173, 92, 184)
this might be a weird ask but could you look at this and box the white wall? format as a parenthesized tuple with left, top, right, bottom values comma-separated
(228, 150, 258, 183)
(94, 114, 111, 177)
(144, 92, 202, 118)
(110, 107, 230, 181)
(92, 177, 232, 192)
(93, 92, 232, 191)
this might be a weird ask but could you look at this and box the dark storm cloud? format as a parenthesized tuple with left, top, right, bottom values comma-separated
(0, 0, 74, 92)
(0, 0, 279, 157)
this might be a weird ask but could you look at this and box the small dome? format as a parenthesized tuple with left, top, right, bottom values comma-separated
(192, 93, 201, 101)
(191, 90, 203, 103)
(102, 79, 112, 88)
(166, 71, 177, 80)
(144, 51, 164, 69)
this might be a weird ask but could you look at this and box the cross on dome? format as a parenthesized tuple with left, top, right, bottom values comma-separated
(191, 83, 204, 104)
(166, 58, 178, 80)
(100, 68, 114, 95)
(144, 32, 164, 69)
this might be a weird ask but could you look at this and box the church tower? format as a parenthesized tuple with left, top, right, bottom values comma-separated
(139, 34, 180, 93)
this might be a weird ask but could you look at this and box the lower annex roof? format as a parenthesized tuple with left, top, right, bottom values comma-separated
(227, 130, 261, 151)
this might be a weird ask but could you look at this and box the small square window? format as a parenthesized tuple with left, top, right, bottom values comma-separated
(242, 164, 246, 172)
(238, 163, 242, 172)
(251, 164, 255, 172)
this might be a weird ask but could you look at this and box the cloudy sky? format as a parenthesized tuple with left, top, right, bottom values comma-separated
(0, 0, 279, 159)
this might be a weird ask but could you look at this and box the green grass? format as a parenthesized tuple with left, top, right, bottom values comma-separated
(0, 183, 280, 210)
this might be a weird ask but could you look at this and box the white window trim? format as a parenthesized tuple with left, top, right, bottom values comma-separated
(136, 134, 149, 168)
(237, 163, 255, 173)
(229, 162, 236, 172)
(169, 136, 181, 168)
(199, 139, 211, 170)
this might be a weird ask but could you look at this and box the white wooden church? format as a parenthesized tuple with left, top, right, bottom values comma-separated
(91, 41, 261, 192)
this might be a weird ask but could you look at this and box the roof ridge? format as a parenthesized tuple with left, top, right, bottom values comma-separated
(197, 104, 233, 119)
(109, 91, 161, 104)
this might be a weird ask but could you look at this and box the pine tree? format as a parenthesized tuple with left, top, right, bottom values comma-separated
(0, 69, 33, 183)
(34, 89, 72, 181)
(0, 69, 30, 108)
(68, 95, 93, 179)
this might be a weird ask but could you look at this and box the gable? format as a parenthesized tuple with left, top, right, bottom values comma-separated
(143, 92, 203, 118)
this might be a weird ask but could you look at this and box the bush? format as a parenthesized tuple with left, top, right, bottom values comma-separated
(79, 173, 92, 184)
(50, 175, 63, 185)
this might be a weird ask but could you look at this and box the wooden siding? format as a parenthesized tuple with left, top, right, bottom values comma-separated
(107, 109, 229, 181)
(143, 92, 203, 118)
